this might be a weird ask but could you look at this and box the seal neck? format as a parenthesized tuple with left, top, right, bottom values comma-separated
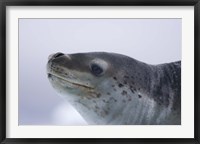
(149, 61, 181, 107)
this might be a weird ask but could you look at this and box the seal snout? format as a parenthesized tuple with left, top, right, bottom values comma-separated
(48, 52, 71, 61)
(54, 52, 65, 58)
(48, 52, 64, 60)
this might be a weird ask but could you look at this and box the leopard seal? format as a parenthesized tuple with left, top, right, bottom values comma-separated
(47, 52, 181, 125)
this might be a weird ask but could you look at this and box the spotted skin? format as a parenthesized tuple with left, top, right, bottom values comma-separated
(47, 52, 181, 125)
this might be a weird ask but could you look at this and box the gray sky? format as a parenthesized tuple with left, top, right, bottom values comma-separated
(19, 19, 181, 125)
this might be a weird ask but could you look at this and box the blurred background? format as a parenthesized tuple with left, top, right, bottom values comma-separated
(19, 19, 181, 125)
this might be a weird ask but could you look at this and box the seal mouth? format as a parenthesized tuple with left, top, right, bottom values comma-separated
(47, 73, 94, 90)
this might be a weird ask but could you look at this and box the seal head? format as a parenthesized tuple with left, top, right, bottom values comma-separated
(47, 52, 181, 125)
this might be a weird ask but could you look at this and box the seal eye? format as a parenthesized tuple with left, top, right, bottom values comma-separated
(91, 64, 103, 76)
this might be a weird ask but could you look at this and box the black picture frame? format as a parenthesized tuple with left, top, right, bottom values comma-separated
(0, 0, 199, 144)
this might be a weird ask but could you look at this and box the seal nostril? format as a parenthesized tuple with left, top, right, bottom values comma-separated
(54, 52, 64, 58)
